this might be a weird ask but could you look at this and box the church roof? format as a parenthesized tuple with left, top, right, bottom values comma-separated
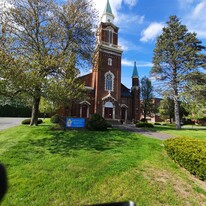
(132, 61, 138, 78)
(104, 0, 113, 15)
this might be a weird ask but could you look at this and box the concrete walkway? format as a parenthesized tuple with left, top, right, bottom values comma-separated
(114, 124, 173, 140)
(0, 118, 25, 131)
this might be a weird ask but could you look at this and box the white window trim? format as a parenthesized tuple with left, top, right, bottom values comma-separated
(104, 71, 115, 92)
(108, 58, 112, 66)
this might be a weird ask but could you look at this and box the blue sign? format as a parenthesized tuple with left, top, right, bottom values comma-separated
(66, 118, 85, 128)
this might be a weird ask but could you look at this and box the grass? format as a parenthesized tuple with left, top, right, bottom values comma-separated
(146, 125, 206, 140)
(0, 122, 206, 205)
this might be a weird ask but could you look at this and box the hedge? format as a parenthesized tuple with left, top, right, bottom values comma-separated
(87, 113, 108, 131)
(22, 119, 43, 125)
(164, 137, 206, 180)
(136, 122, 154, 127)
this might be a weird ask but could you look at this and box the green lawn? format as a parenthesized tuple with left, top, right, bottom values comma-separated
(147, 125, 206, 140)
(0, 123, 206, 206)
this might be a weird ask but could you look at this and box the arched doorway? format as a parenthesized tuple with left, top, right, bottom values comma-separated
(104, 101, 113, 119)
(79, 101, 90, 118)
(120, 104, 128, 122)
(82, 104, 88, 118)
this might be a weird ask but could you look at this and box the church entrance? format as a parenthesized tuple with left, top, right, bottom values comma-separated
(104, 101, 114, 119)
(82, 105, 88, 118)
(121, 107, 126, 120)
(105, 108, 113, 119)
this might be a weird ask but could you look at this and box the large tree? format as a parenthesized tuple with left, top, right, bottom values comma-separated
(140, 76, 154, 121)
(151, 15, 206, 129)
(183, 72, 206, 121)
(0, 0, 97, 125)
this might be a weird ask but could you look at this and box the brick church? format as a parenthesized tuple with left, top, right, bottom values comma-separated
(69, 0, 141, 122)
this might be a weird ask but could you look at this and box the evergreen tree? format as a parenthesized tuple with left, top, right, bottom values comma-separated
(151, 15, 206, 129)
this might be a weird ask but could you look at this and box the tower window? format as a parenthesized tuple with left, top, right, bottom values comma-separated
(108, 58, 112, 66)
(105, 28, 113, 44)
(105, 71, 114, 91)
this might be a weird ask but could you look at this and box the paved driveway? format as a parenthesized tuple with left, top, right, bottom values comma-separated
(114, 124, 173, 140)
(0, 118, 25, 131)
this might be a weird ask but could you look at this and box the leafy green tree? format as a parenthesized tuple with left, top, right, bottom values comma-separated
(151, 15, 206, 129)
(159, 97, 174, 123)
(183, 72, 206, 121)
(159, 96, 188, 123)
(140, 76, 154, 121)
(0, 0, 97, 125)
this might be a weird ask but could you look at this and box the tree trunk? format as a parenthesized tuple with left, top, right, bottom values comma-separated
(30, 96, 41, 126)
(174, 96, 181, 130)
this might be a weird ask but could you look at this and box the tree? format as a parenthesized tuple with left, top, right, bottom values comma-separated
(183, 72, 206, 121)
(151, 15, 206, 129)
(140, 76, 154, 121)
(159, 97, 174, 123)
(158, 96, 188, 123)
(0, 0, 97, 125)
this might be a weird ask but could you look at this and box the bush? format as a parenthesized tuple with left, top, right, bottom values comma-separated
(165, 137, 206, 181)
(50, 114, 60, 123)
(21, 119, 43, 125)
(136, 122, 154, 127)
(87, 113, 108, 131)
(154, 122, 161, 125)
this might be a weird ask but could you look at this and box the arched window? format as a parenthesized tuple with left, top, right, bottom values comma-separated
(105, 27, 113, 44)
(108, 58, 112, 66)
(105, 71, 114, 91)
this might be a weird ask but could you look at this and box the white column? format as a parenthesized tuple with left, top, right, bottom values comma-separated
(80, 105, 82, 117)
(87, 106, 89, 118)
(113, 106, 115, 119)
(102, 104, 105, 118)
(125, 109, 128, 122)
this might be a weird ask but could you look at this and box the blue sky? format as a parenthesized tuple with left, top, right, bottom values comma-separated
(93, 0, 206, 88)
(1, 0, 206, 89)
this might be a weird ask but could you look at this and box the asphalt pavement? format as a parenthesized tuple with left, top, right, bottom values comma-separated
(114, 124, 173, 140)
(0, 118, 25, 131)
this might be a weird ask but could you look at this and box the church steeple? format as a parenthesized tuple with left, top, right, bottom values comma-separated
(101, 0, 115, 23)
(132, 61, 138, 78)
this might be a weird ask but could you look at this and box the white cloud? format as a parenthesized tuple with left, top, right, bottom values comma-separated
(122, 59, 153, 67)
(119, 38, 141, 51)
(116, 13, 144, 25)
(192, 1, 206, 16)
(181, 0, 206, 38)
(92, 0, 138, 21)
(140, 22, 164, 42)
(124, 0, 138, 8)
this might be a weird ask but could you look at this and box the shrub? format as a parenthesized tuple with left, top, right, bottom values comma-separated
(50, 114, 60, 123)
(87, 113, 108, 131)
(165, 137, 206, 181)
(21, 119, 43, 125)
(136, 122, 154, 127)
(154, 122, 161, 125)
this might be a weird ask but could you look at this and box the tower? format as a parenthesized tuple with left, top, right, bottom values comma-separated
(92, 0, 123, 119)
(131, 62, 140, 121)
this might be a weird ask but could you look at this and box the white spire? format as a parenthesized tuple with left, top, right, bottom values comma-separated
(101, 0, 114, 23)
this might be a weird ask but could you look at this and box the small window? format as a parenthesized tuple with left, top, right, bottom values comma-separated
(108, 58, 112, 66)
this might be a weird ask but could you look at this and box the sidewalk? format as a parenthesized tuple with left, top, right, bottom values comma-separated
(114, 124, 173, 140)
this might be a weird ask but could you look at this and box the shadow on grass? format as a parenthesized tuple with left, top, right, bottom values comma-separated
(29, 129, 130, 156)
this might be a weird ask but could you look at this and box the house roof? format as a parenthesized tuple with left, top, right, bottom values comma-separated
(121, 84, 132, 97)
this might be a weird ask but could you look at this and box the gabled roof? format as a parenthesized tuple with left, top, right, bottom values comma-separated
(121, 84, 132, 97)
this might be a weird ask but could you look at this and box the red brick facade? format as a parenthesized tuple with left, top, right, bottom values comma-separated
(68, 1, 141, 122)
